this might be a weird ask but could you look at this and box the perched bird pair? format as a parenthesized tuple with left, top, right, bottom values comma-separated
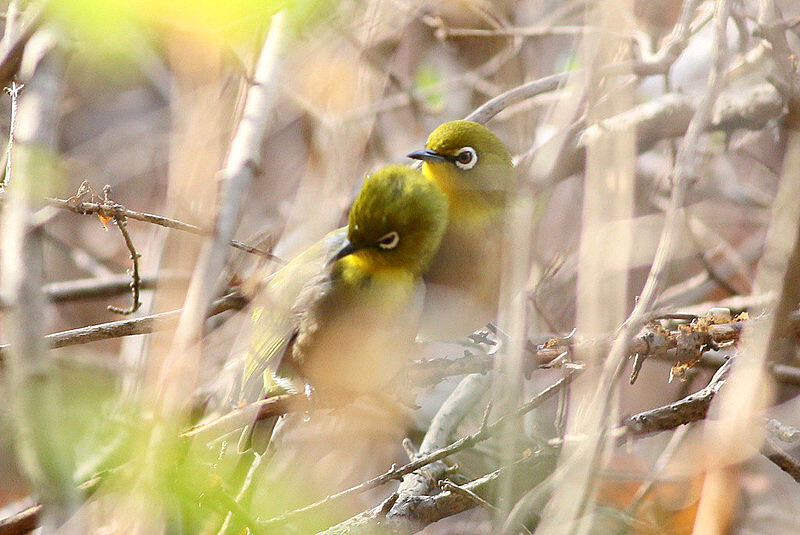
(217, 119, 514, 530)
(239, 120, 515, 408)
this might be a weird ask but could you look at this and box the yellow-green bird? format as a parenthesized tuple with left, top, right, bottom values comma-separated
(407, 120, 515, 339)
(239, 164, 449, 409)
(239, 120, 513, 409)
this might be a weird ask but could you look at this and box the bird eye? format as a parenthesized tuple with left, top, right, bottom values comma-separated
(377, 231, 400, 250)
(454, 147, 477, 170)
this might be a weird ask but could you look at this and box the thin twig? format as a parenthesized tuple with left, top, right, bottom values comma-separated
(465, 72, 569, 124)
(340, 16, 524, 123)
(435, 24, 589, 38)
(99, 185, 142, 315)
(43, 272, 189, 304)
(0, 473, 104, 535)
(259, 374, 573, 530)
(43, 195, 281, 261)
(41, 226, 116, 278)
(695, 251, 740, 297)
(2, 80, 22, 189)
(762, 438, 800, 484)
(215, 452, 263, 535)
(622, 358, 734, 437)
(182, 392, 302, 442)
(0, 292, 247, 362)
(439, 479, 500, 513)
(0, 271, 189, 310)
(106, 215, 141, 315)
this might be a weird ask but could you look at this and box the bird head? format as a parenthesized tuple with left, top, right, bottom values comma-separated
(407, 120, 514, 225)
(333, 165, 449, 277)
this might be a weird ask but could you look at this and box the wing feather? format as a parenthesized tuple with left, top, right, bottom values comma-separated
(238, 227, 348, 403)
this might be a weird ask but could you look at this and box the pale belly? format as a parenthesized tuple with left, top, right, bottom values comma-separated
(294, 281, 424, 395)
(420, 224, 502, 340)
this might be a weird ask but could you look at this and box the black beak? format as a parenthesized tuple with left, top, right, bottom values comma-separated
(407, 148, 446, 162)
(329, 240, 359, 265)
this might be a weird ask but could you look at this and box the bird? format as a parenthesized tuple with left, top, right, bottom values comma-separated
(218, 123, 512, 531)
(217, 165, 448, 531)
(407, 119, 515, 340)
(237, 163, 449, 419)
(240, 121, 514, 406)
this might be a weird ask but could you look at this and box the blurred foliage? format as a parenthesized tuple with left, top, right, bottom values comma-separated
(0, 0, 797, 532)
(46, 0, 335, 59)
(415, 64, 446, 114)
(7, 359, 117, 502)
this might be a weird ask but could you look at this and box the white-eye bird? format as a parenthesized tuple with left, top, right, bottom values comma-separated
(238, 163, 449, 414)
(408, 120, 515, 339)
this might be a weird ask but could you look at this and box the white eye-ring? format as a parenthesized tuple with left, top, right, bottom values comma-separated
(454, 146, 477, 170)
(377, 231, 400, 250)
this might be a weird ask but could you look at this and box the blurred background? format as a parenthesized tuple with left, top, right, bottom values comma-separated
(1, 0, 800, 533)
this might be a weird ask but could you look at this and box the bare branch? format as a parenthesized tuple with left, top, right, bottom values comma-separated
(162, 11, 287, 415)
(622, 358, 734, 437)
(0, 27, 75, 529)
(0, 473, 103, 535)
(540, 82, 784, 190)
(388, 374, 493, 526)
(466, 0, 703, 126)
(762, 438, 800, 484)
(328, 453, 551, 535)
(305, 374, 573, 534)
(0, 292, 247, 363)
(0, 271, 190, 310)
(43, 194, 280, 261)
(0, 3, 42, 85)
(43, 271, 189, 304)
(105, 215, 142, 315)
(538, 1, 734, 528)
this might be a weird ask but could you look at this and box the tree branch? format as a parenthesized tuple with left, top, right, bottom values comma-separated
(43, 194, 280, 260)
(306, 374, 573, 535)
(540, 82, 784, 190)
(160, 10, 287, 415)
(0, 27, 76, 530)
(0, 292, 247, 363)
(622, 357, 734, 437)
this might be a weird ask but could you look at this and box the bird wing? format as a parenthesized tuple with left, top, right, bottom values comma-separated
(239, 227, 348, 403)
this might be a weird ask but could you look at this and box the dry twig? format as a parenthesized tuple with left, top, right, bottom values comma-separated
(307, 374, 573, 534)
(45, 193, 279, 260)
(0, 292, 247, 362)
(106, 215, 142, 315)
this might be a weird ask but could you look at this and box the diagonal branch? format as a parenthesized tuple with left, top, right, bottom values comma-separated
(43, 194, 280, 260)
(0, 292, 247, 363)
(106, 214, 142, 315)
(159, 11, 287, 415)
(308, 374, 573, 535)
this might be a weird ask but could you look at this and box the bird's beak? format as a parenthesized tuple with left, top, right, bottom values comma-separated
(407, 148, 446, 162)
(329, 240, 360, 265)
